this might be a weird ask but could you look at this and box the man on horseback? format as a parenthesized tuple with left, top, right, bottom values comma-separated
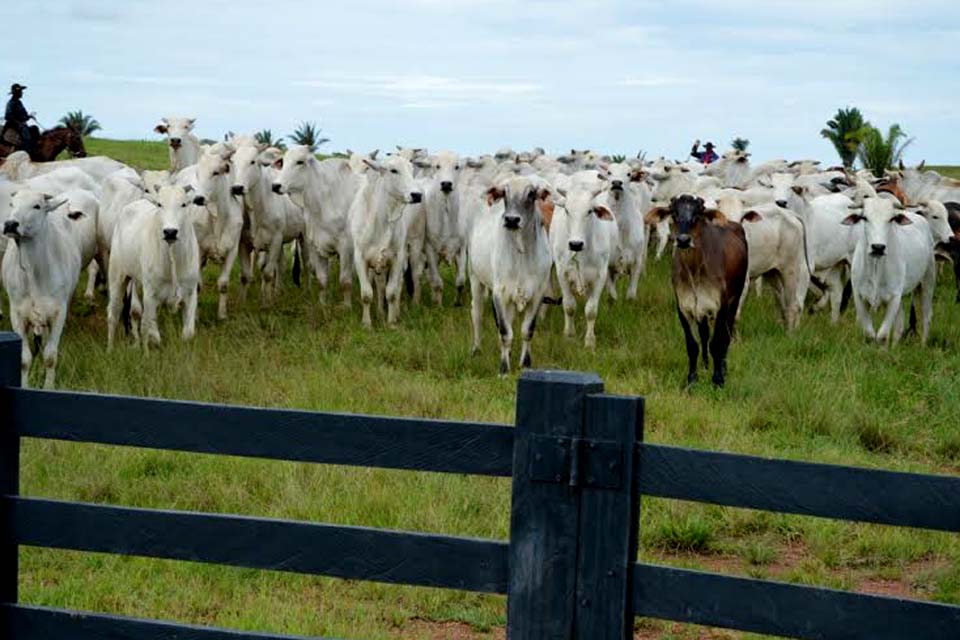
(3, 83, 36, 151)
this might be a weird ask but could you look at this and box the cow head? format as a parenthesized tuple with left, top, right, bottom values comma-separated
(487, 176, 552, 234)
(363, 155, 423, 207)
(645, 194, 725, 250)
(912, 200, 954, 247)
(152, 185, 194, 245)
(4, 190, 67, 244)
(193, 149, 232, 206)
(154, 117, 196, 150)
(426, 151, 462, 195)
(231, 143, 266, 197)
(558, 183, 613, 253)
(272, 145, 316, 196)
(770, 173, 800, 209)
(843, 196, 909, 257)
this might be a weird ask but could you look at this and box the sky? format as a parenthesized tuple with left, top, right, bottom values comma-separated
(5, 0, 959, 162)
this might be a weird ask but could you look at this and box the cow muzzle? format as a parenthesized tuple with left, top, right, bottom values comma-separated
(3, 220, 21, 241)
(440, 181, 453, 194)
(675, 233, 693, 249)
(503, 215, 521, 230)
(163, 228, 179, 244)
(193, 195, 206, 207)
(272, 183, 283, 195)
(870, 243, 886, 257)
(409, 192, 423, 204)
(610, 180, 624, 191)
(169, 138, 182, 150)
(231, 185, 245, 196)
(568, 240, 584, 252)
(775, 200, 788, 208)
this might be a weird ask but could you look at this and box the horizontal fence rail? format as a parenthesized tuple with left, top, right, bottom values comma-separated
(5, 388, 515, 477)
(632, 563, 960, 640)
(10, 497, 510, 594)
(1, 604, 332, 640)
(639, 444, 960, 531)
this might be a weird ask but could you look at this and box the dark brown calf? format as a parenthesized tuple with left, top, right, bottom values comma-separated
(646, 195, 749, 387)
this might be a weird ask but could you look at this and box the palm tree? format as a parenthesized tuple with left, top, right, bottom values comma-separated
(857, 124, 913, 179)
(254, 129, 286, 150)
(820, 107, 868, 169)
(288, 122, 330, 152)
(58, 110, 101, 136)
(731, 137, 750, 152)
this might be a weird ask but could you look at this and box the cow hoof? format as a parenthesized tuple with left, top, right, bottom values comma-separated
(712, 375, 725, 388)
(521, 353, 532, 368)
(499, 359, 509, 376)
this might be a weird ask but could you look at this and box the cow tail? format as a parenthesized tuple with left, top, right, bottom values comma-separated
(839, 279, 853, 314)
(292, 237, 302, 287)
(121, 284, 132, 334)
(404, 261, 415, 297)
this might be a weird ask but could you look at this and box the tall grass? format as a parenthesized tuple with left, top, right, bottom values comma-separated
(15, 140, 960, 639)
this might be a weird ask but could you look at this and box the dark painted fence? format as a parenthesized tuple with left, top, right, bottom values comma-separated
(0, 332, 958, 639)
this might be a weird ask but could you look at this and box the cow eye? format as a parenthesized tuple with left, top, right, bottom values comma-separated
(33, 204, 41, 210)
(296, 160, 305, 165)
(250, 161, 255, 165)
(391, 169, 399, 174)
(455, 165, 461, 170)
(435, 164, 441, 170)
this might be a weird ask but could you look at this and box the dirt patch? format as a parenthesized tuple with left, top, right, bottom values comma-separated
(397, 620, 505, 640)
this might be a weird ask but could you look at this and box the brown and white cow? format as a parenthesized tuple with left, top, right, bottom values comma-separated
(646, 194, 749, 388)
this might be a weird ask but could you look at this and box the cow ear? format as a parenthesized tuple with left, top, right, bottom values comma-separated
(186, 118, 197, 130)
(629, 169, 647, 182)
(703, 208, 727, 224)
(183, 184, 194, 194)
(791, 185, 804, 196)
(644, 206, 671, 225)
(486, 186, 505, 206)
(154, 123, 168, 135)
(841, 213, 864, 225)
(741, 210, 763, 223)
(892, 213, 912, 225)
(536, 188, 551, 201)
(918, 159, 926, 171)
(593, 205, 614, 220)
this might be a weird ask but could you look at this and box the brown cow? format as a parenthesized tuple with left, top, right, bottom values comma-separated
(646, 195, 749, 388)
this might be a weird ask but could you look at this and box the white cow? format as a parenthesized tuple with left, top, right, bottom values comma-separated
(774, 173, 859, 323)
(2, 190, 82, 388)
(551, 177, 619, 349)
(719, 195, 809, 331)
(231, 142, 305, 300)
(845, 197, 950, 346)
(348, 155, 423, 327)
(469, 176, 554, 374)
(273, 146, 361, 306)
(183, 147, 249, 319)
(0, 150, 129, 182)
(52, 189, 101, 302)
(417, 151, 467, 305)
(154, 117, 201, 172)
(107, 185, 200, 351)
(601, 163, 650, 299)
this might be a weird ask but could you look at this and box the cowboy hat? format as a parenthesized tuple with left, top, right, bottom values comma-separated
(10, 83, 26, 94)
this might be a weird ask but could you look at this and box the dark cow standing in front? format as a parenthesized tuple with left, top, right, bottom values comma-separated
(944, 201, 960, 302)
(646, 195, 749, 388)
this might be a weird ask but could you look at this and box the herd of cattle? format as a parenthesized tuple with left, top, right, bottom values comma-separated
(1, 116, 959, 389)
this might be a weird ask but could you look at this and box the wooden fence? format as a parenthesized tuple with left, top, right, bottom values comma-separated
(0, 331, 958, 639)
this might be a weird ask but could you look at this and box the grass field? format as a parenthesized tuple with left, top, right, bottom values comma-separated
(11, 139, 960, 639)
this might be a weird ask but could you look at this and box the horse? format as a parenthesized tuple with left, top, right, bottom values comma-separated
(0, 126, 87, 162)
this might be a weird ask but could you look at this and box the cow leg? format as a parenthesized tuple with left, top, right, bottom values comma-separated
(238, 239, 254, 304)
(355, 253, 374, 328)
(825, 268, 845, 324)
(129, 283, 142, 344)
(852, 290, 876, 341)
(605, 269, 619, 301)
(374, 271, 387, 317)
(313, 255, 330, 304)
(42, 309, 68, 390)
(559, 273, 576, 338)
(407, 248, 425, 306)
(494, 297, 514, 376)
(425, 245, 443, 306)
(454, 246, 468, 307)
(141, 285, 161, 350)
(262, 235, 284, 305)
(952, 255, 960, 303)
(10, 310, 32, 387)
(338, 241, 354, 308)
(697, 318, 711, 369)
(735, 273, 751, 325)
(584, 277, 604, 350)
(106, 273, 125, 352)
(655, 221, 670, 259)
(876, 294, 902, 347)
(710, 309, 733, 388)
(84, 260, 99, 302)
(920, 262, 936, 346)
(386, 259, 405, 326)
(677, 307, 699, 388)
(519, 302, 540, 369)
(181, 281, 198, 342)
(627, 262, 642, 300)
(217, 246, 240, 320)
(469, 276, 484, 355)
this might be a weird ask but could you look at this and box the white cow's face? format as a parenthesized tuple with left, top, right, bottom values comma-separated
(364, 156, 422, 206)
(193, 151, 232, 205)
(487, 177, 549, 233)
(154, 185, 193, 245)
(231, 144, 264, 196)
(273, 146, 314, 196)
(771, 173, 798, 208)
(154, 117, 196, 150)
(4, 190, 64, 242)
(844, 197, 910, 257)
(562, 186, 612, 252)
(604, 163, 646, 199)
(916, 201, 953, 246)
(429, 151, 461, 196)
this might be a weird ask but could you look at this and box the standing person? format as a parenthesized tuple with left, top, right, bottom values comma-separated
(4, 83, 35, 149)
(690, 139, 718, 165)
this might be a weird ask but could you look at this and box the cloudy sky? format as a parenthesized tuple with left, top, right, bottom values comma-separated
(6, 1, 958, 162)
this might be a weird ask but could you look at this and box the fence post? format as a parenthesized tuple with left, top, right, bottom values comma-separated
(507, 370, 603, 640)
(574, 394, 643, 639)
(0, 332, 22, 605)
